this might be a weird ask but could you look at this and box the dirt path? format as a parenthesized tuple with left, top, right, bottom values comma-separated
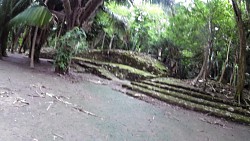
(0, 53, 250, 141)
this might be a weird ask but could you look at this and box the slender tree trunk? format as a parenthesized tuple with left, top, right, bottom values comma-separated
(34, 29, 43, 63)
(232, 0, 247, 103)
(19, 29, 29, 53)
(230, 51, 238, 86)
(158, 47, 162, 60)
(0, 28, 10, 57)
(219, 40, 231, 83)
(192, 18, 213, 85)
(10, 31, 15, 53)
(12, 28, 24, 53)
(92, 31, 104, 49)
(109, 35, 114, 50)
(101, 32, 106, 50)
(108, 35, 114, 55)
(30, 27, 39, 68)
(62, 0, 72, 30)
(192, 43, 210, 85)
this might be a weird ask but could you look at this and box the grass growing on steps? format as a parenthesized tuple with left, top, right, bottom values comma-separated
(77, 49, 168, 75)
(122, 84, 250, 124)
(105, 63, 155, 80)
(131, 82, 250, 117)
(152, 78, 213, 96)
(75, 61, 114, 80)
(40, 48, 168, 76)
(72, 57, 156, 80)
(142, 80, 242, 108)
(152, 78, 248, 108)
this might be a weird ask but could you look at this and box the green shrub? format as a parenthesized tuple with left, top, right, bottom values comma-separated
(55, 27, 87, 74)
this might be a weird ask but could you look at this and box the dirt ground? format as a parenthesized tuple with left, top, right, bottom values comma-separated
(0, 53, 250, 141)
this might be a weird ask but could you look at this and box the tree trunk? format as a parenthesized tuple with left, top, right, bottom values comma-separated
(92, 31, 104, 49)
(0, 28, 10, 57)
(192, 42, 210, 85)
(12, 28, 24, 53)
(158, 47, 162, 60)
(219, 39, 231, 83)
(108, 35, 114, 55)
(101, 32, 106, 50)
(80, 0, 104, 24)
(19, 29, 29, 53)
(0, 46, 2, 59)
(230, 51, 238, 86)
(62, 0, 73, 30)
(192, 18, 213, 85)
(232, 0, 247, 103)
(30, 27, 39, 68)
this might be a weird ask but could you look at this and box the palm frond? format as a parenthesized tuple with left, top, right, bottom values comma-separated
(0, 0, 31, 28)
(9, 5, 52, 28)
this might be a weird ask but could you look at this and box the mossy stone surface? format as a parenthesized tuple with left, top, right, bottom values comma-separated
(77, 49, 168, 76)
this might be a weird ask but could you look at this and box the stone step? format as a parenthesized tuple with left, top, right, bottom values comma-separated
(142, 80, 242, 109)
(132, 82, 250, 117)
(72, 57, 156, 81)
(122, 84, 250, 124)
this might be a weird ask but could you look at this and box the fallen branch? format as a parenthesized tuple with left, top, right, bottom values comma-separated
(13, 97, 29, 107)
(73, 106, 98, 117)
(46, 102, 54, 111)
(35, 90, 45, 98)
(52, 133, 63, 139)
(45, 93, 72, 105)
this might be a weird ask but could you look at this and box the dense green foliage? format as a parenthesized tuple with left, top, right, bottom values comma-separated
(94, 0, 246, 80)
(167, 0, 236, 78)
(55, 27, 87, 73)
(92, 2, 168, 52)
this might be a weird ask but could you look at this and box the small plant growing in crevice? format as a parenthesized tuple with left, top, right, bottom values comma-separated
(55, 27, 87, 74)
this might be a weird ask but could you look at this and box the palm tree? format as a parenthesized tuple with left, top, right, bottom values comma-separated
(9, 2, 52, 68)
(0, 0, 33, 58)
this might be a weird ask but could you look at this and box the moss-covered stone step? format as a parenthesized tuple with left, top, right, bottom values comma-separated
(122, 84, 250, 124)
(151, 78, 214, 96)
(124, 90, 169, 105)
(76, 61, 114, 80)
(72, 57, 156, 80)
(151, 78, 249, 108)
(77, 49, 168, 76)
(131, 82, 250, 117)
(124, 89, 147, 99)
(40, 49, 168, 76)
(141, 80, 241, 108)
(104, 63, 156, 80)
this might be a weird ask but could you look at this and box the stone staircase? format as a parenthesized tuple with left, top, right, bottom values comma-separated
(122, 78, 250, 125)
